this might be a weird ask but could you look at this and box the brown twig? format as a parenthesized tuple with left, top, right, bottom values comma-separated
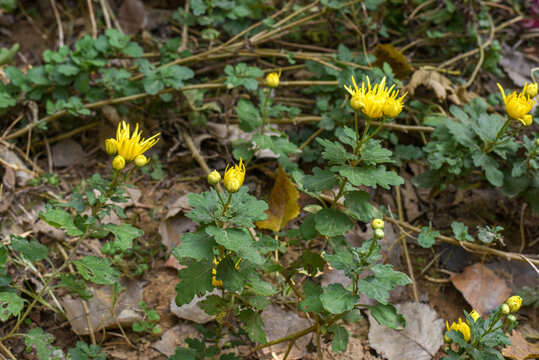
(519, 203, 527, 254)
(0, 342, 16, 360)
(385, 218, 539, 267)
(50, 0, 64, 47)
(86, 0, 97, 38)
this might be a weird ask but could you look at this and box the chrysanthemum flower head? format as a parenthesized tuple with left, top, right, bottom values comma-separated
(111, 121, 160, 162)
(497, 84, 536, 124)
(345, 76, 406, 119)
(446, 318, 470, 342)
(224, 158, 246, 193)
(523, 82, 538, 98)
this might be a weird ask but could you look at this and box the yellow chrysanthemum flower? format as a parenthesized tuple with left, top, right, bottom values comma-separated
(266, 69, 281, 88)
(344, 76, 406, 119)
(223, 158, 246, 193)
(523, 82, 538, 98)
(108, 121, 160, 162)
(505, 295, 522, 313)
(497, 84, 536, 124)
(446, 318, 471, 342)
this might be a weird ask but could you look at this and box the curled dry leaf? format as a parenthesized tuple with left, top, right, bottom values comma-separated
(502, 331, 539, 360)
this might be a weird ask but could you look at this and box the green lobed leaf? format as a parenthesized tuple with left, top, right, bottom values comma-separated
(24, 327, 59, 360)
(314, 208, 354, 237)
(357, 277, 390, 304)
(68, 341, 107, 360)
(417, 223, 440, 248)
(344, 191, 374, 222)
(320, 284, 359, 314)
(451, 221, 474, 242)
(316, 138, 356, 165)
(0, 292, 24, 321)
(175, 229, 215, 261)
(103, 223, 143, 253)
(175, 260, 214, 305)
(57, 274, 93, 301)
(369, 303, 407, 330)
(360, 139, 393, 165)
(235, 99, 262, 132)
(302, 167, 339, 192)
(329, 324, 349, 353)
(11, 236, 49, 262)
(333, 165, 404, 189)
(298, 280, 324, 313)
(238, 309, 267, 344)
(39, 206, 84, 236)
(73, 256, 119, 285)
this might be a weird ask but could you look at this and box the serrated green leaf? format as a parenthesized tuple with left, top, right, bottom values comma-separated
(57, 274, 93, 301)
(344, 191, 374, 222)
(329, 324, 349, 353)
(451, 221, 474, 242)
(320, 284, 359, 314)
(175, 230, 215, 261)
(216, 257, 244, 292)
(199, 294, 227, 315)
(73, 256, 119, 285)
(103, 223, 143, 253)
(317, 138, 356, 165)
(238, 309, 267, 344)
(360, 139, 393, 165)
(176, 260, 214, 305)
(39, 206, 84, 236)
(24, 328, 58, 360)
(371, 264, 412, 288)
(68, 341, 106, 360)
(369, 303, 407, 330)
(0, 292, 24, 321)
(235, 99, 262, 132)
(11, 236, 49, 262)
(302, 167, 339, 192)
(357, 277, 390, 304)
(333, 165, 403, 189)
(314, 208, 353, 237)
(417, 223, 440, 248)
(299, 280, 324, 313)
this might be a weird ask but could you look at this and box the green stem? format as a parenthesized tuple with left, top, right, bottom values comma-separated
(221, 193, 233, 216)
(354, 117, 371, 155)
(214, 185, 226, 207)
(354, 111, 360, 147)
(483, 118, 512, 153)
(364, 117, 387, 143)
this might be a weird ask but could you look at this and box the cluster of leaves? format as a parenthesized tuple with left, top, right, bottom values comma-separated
(415, 98, 539, 213)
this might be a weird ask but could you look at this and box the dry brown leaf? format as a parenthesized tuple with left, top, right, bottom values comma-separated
(503, 331, 539, 360)
(256, 166, 299, 232)
(450, 263, 512, 316)
(403, 69, 470, 105)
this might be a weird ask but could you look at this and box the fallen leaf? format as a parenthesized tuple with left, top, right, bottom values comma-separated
(368, 301, 444, 360)
(152, 324, 201, 357)
(403, 69, 471, 105)
(450, 263, 512, 316)
(52, 139, 85, 168)
(118, 0, 147, 35)
(256, 166, 300, 232)
(503, 331, 539, 360)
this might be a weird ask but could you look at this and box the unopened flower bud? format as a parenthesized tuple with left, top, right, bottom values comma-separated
(507, 314, 517, 323)
(350, 95, 363, 112)
(134, 154, 150, 167)
(469, 310, 480, 322)
(266, 70, 281, 88)
(112, 155, 125, 171)
(520, 114, 533, 127)
(523, 82, 538, 98)
(499, 303, 510, 315)
(505, 295, 522, 313)
(374, 229, 385, 239)
(207, 170, 221, 186)
(105, 139, 118, 156)
(371, 219, 385, 230)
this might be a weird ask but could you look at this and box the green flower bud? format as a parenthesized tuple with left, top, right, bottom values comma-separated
(499, 303, 510, 315)
(374, 229, 385, 239)
(207, 170, 221, 186)
(507, 314, 517, 323)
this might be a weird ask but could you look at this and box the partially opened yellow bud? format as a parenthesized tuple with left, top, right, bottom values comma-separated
(105, 139, 118, 156)
(134, 154, 150, 167)
(112, 155, 125, 171)
(350, 94, 364, 112)
(469, 310, 480, 322)
(224, 159, 246, 193)
(207, 170, 221, 186)
(446, 318, 470, 342)
(523, 82, 538, 98)
(505, 295, 522, 313)
(519, 114, 533, 127)
(266, 70, 281, 88)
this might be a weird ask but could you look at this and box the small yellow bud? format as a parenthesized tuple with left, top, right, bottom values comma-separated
(112, 155, 125, 171)
(523, 82, 538, 98)
(207, 170, 221, 186)
(469, 310, 480, 322)
(134, 154, 150, 167)
(519, 114, 533, 127)
(266, 70, 281, 88)
(505, 295, 522, 313)
(443, 334, 452, 344)
(371, 219, 385, 230)
(105, 139, 118, 156)
(373, 229, 385, 239)
(350, 94, 364, 112)
(499, 303, 510, 315)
